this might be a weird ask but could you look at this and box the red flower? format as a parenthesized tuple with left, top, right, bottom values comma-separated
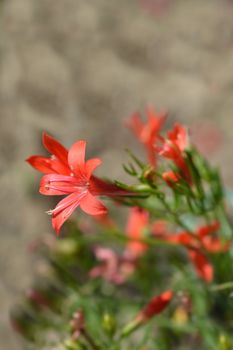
(122, 290, 173, 336)
(159, 124, 191, 183)
(127, 107, 167, 166)
(167, 123, 188, 152)
(162, 170, 180, 187)
(152, 222, 229, 282)
(188, 250, 213, 283)
(27, 132, 135, 234)
(125, 207, 149, 258)
(136, 290, 173, 323)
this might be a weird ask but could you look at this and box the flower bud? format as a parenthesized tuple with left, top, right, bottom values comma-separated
(101, 313, 116, 336)
(70, 310, 85, 340)
(136, 290, 173, 322)
(121, 290, 173, 337)
(162, 171, 179, 187)
(54, 238, 81, 259)
(219, 334, 232, 350)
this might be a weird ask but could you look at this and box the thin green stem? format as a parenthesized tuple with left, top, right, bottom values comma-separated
(210, 282, 233, 292)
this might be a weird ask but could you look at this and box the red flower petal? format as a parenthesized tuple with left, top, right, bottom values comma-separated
(51, 192, 87, 234)
(68, 140, 86, 171)
(188, 249, 213, 283)
(43, 132, 68, 165)
(26, 156, 56, 174)
(162, 170, 179, 186)
(146, 106, 167, 137)
(85, 158, 102, 179)
(40, 174, 84, 196)
(165, 232, 193, 245)
(202, 237, 231, 253)
(126, 207, 149, 257)
(26, 155, 71, 175)
(127, 112, 144, 138)
(197, 221, 220, 239)
(167, 124, 188, 151)
(80, 191, 107, 216)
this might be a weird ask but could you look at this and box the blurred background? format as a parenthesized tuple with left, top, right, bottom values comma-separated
(1, 0, 233, 348)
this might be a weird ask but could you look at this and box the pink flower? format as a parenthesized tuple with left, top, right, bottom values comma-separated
(127, 107, 167, 166)
(27, 132, 135, 234)
(89, 247, 136, 285)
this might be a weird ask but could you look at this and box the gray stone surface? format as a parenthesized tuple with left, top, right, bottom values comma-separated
(1, 0, 233, 348)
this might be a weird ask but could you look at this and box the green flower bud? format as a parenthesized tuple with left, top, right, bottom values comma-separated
(101, 313, 116, 336)
(219, 334, 231, 350)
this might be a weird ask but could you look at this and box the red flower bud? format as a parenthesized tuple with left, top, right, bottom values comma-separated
(162, 170, 179, 187)
(136, 290, 173, 323)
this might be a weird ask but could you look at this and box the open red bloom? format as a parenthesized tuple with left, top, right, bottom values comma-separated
(125, 207, 149, 258)
(159, 124, 191, 183)
(127, 107, 167, 166)
(27, 132, 135, 234)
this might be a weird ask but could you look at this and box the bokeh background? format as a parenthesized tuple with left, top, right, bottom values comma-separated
(1, 0, 233, 348)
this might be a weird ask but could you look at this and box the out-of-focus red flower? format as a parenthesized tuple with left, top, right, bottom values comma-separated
(136, 290, 173, 323)
(140, 0, 171, 17)
(89, 247, 136, 285)
(27, 133, 135, 234)
(167, 123, 188, 152)
(152, 220, 167, 235)
(188, 249, 213, 283)
(162, 170, 180, 187)
(159, 124, 192, 183)
(152, 222, 230, 282)
(122, 290, 173, 336)
(127, 107, 167, 166)
(125, 207, 149, 258)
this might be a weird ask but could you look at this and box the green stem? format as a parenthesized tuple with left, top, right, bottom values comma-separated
(81, 329, 102, 350)
(210, 282, 233, 292)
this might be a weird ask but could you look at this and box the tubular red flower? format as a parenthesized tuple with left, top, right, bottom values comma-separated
(125, 207, 149, 258)
(188, 249, 213, 283)
(159, 124, 192, 183)
(27, 132, 135, 234)
(127, 107, 167, 166)
(152, 222, 230, 283)
(167, 123, 188, 152)
(136, 290, 173, 323)
(162, 170, 180, 187)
